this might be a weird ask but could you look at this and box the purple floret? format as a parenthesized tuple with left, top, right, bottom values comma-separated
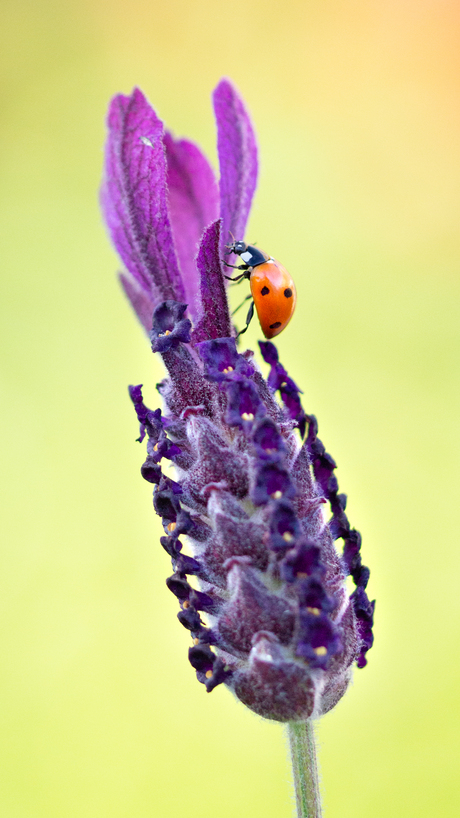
(259, 341, 308, 436)
(225, 379, 265, 432)
(150, 301, 192, 352)
(197, 337, 253, 383)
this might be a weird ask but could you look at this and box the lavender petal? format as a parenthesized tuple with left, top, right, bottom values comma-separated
(164, 133, 219, 318)
(119, 271, 155, 332)
(212, 79, 258, 257)
(101, 89, 185, 307)
(192, 219, 232, 343)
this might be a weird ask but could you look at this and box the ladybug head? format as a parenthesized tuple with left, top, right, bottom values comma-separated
(225, 239, 247, 256)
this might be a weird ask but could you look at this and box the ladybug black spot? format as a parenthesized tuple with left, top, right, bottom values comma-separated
(269, 322, 282, 330)
(261, 286, 270, 296)
(284, 288, 293, 298)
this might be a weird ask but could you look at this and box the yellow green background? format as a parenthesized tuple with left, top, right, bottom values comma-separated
(2, 1, 459, 815)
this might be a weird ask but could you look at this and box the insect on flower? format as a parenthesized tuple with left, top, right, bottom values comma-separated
(100, 78, 375, 724)
(224, 239, 297, 339)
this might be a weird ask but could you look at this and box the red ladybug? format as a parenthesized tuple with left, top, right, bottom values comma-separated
(224, 240, 297, 339)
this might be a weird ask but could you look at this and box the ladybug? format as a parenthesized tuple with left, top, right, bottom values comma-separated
(224, 240, 297, 339)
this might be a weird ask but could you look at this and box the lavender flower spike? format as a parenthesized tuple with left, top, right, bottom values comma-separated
(101, 80, 374, 725)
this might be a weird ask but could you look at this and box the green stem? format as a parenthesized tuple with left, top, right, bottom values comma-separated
(287, 720, 323, 818)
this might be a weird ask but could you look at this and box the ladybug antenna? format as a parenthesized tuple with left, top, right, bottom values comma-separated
(224, 231, 236, 254)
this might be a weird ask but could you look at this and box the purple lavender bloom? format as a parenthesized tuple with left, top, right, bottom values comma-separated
(101, 79, 374, 721)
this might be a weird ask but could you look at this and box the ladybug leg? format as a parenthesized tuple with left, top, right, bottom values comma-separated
(236, 299, 255, 338)
(223, 261, 249, 270)
(231, 294, 252, 316)
(224, 273, 246, 282)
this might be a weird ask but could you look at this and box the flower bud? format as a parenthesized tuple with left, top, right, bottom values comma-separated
(101, 78, 374, 722)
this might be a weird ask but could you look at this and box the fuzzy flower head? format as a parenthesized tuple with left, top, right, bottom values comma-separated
(101, 80, 374, 721)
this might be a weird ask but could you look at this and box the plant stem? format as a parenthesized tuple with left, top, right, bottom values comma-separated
(287, 720, 323, 818)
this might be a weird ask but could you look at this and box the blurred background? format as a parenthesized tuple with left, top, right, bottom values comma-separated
(1, 0, 460, 815)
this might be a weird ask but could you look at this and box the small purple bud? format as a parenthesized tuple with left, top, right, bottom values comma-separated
(197, 337, 253, 382)
(268, 500, 302, 553)
(296, 610, 342, 669)
(259, 341, 308, 436)
(280, 540, 324, 583)
(153, 482, 182, 522)
(150, 301, 192, 352)
(251, 417, 287, 461)
(225, 379, 265, 431)
(140, 458, 162, 484)
(352, 586, 376, 668)
(251, 462, 296, 506)
(296, 576, 335, 613)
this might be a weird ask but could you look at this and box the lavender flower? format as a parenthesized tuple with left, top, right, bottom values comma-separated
(101, 80, 374, 723)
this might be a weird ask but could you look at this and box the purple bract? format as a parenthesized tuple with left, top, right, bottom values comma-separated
(101, 79, 375, 721)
